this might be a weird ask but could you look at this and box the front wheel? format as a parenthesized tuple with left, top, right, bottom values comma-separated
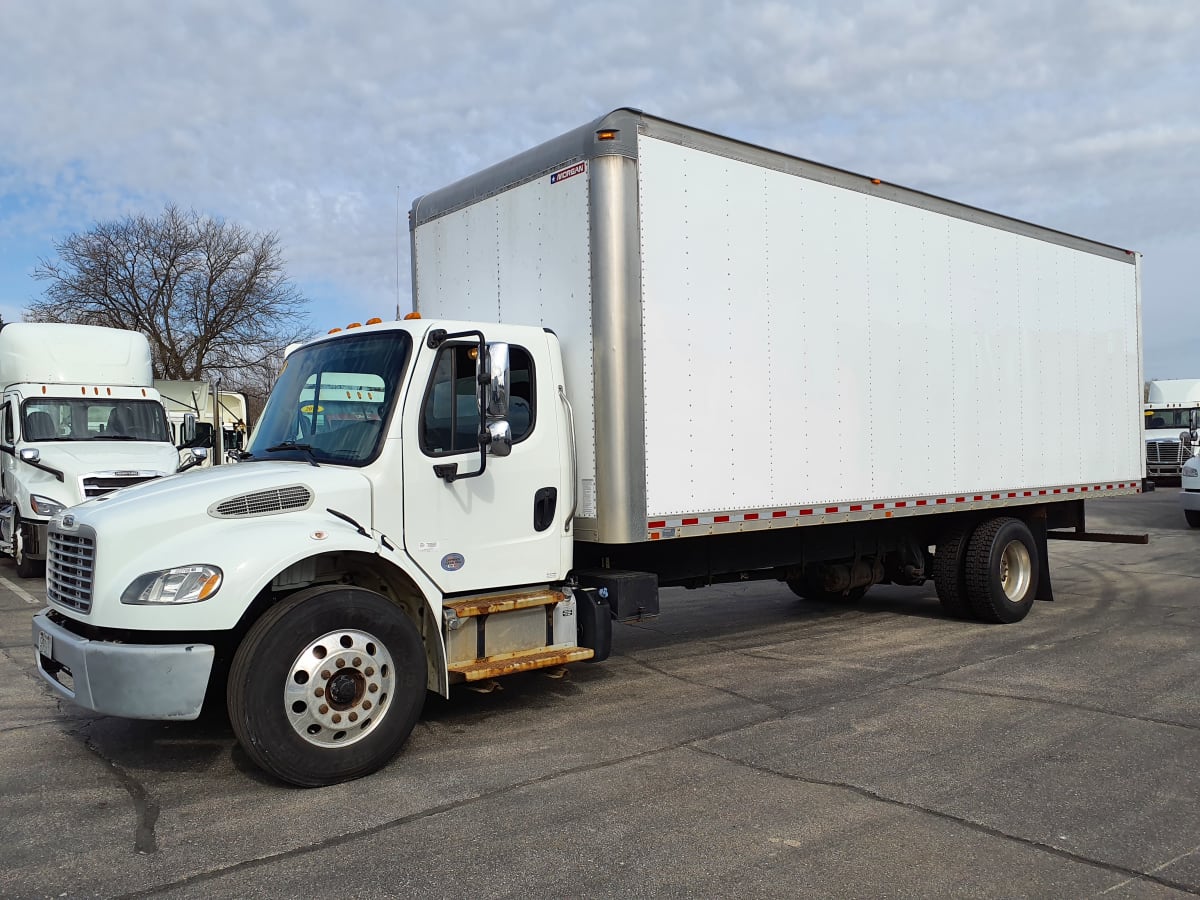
(227, 585, 427, 787)
(964, 517, 1038, 624)
(13, 516, 44, 579)
(1185, 509, 1200, 528)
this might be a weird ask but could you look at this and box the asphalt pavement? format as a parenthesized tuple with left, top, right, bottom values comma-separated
(1, 490, 1197, 899)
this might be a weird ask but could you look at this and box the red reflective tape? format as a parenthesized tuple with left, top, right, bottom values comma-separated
(850, 505, 863, 511)
(895, 501, 907, 508)
(774, 510, 789, 518)
(682, 517, 699, 526)
(873, 503, 886, 510)
(744, 513, 759, 521)
(714, 515, 730, 523)
(648, 521, 666, 529)
(1068, 487, 1075, 492)
(1081, 486, 1089, 492)
(916, 500, 927, 506)
(1106, 484, 1113, 490)
(974, 495, 983, 501)
(956, 497, 965, 503)
(1023, 491, 1031, 496)
(1007, 492, 1016, 498)
(824, 507, 838, 514)
(936, 498, 947, 504)
(991, 494, 1000, 499)
(1039, 490, 1047, 495)
(1053, 489, 1061, 494)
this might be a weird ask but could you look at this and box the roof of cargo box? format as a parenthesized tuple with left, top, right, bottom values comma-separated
(410, 108, 1135, 264)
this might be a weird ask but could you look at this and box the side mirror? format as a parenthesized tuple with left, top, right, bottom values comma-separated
(486, 420, 512, 458)
(485, 342, 510, 417)
(19, 447, 40, 464)
(180, 413, 197, 447)
(177, 446, 208, 473)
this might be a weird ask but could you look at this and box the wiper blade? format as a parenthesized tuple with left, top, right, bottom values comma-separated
(264, 441, 321, 466)
(92, 435, 139, 441)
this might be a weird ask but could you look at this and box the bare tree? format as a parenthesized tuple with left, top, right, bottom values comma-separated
(29, 205, 311, 391)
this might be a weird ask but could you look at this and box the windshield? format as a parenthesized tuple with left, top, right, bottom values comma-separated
(1145, 408, 1200, 430)
(22, 398, 171, 442)
(247, 329, 412, 465)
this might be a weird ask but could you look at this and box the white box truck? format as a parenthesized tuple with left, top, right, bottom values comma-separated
(0, 323, 189, 577)
(1143, 379, 1200, 480)
(155, 379, 250, 466)
(32, 111, 1145, 786)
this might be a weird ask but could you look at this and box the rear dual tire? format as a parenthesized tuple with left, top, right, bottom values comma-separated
(935, 517, 1038, 624)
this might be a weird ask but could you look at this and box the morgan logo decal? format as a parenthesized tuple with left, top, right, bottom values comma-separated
(440, 553, 465, 572)
(550, 162, 585, 184)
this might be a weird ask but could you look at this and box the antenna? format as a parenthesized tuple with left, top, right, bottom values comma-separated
(403, 184, 408, 321)
(395, 185, 401, 320)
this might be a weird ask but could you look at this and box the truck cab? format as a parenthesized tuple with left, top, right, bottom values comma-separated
(33, 317, 591, 785)
(0, 324, 188, 576)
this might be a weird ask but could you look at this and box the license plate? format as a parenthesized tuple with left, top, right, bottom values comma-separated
(37, 628, 52, 660)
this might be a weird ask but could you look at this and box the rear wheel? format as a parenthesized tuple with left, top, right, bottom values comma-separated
(786, 576, 868, 603)
(227, 585, 426, 787)
(964, 517, 1038, 624)
(932, 523, 975, 619)
(1185, 509, 1200, 528)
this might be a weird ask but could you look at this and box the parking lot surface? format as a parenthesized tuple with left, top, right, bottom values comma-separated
(1, 490, 1198, 898)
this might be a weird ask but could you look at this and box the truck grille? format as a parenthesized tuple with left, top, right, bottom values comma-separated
(83, 474, 159, 499)
(46, 528, 96, 614)
(1146, 440, 1183, 463)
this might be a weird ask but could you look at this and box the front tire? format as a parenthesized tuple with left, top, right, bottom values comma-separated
(13, 516, 44, 579)
(964, 517, 1038, 624)
(1185, 509, 1200, 528)
(227, 585, 426, 787)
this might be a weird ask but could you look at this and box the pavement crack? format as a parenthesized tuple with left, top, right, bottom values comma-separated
(910, 684, 1200, 732)
(112, 712, 787, 898)
(688, 745, 1200, 897)
(81, 733, 160, 855)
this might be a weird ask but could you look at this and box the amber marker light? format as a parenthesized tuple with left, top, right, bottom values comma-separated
(403, 312, 421, 320)
(596, 129, 618, 141)
(366, 317, 383, 325)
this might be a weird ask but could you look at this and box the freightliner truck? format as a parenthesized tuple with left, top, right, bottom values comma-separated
(33, 110, 1145, 786)
(0, 323, 197, 578)
(1142, 379, 1200, 481)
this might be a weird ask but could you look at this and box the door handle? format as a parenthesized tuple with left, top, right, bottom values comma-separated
(533, 487, 557, 532)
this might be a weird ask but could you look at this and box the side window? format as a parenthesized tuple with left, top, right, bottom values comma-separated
(1, 402, 12, 446)
(421, 345, 480, 456)
(420, 343, 536, 455)
(507, 346, 535, 443)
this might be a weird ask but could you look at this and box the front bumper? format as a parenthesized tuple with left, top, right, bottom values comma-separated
(32, 611, 214, 720)
(1181, 489, 1200, 513)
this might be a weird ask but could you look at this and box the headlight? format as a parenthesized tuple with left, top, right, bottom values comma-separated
(121, 565, 223, 605)
(1184, 466, 1198, 478)
(29, 494, 66, 517)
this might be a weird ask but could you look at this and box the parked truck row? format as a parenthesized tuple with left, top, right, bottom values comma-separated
(32, 110, 1146, 786)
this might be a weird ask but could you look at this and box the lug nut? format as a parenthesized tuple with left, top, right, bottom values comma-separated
(365, 667, 375, 676)
(349, 712, 358, 722)
(353, 657, 362, 667)
(363, 700, 372, 710)
(368, 684, 378, 693)
(314, 687, 324, 698)
(319, 704, 329, 715)
(332, 714, 342, 724)
(335, 659, 346, 669)
(321, 670, 332, 680)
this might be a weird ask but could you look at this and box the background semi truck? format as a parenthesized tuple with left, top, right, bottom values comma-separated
(1142, 379, 1200, 481)
(0, 323, 185, 577)
(33, 110, 1144, 786)
(155, 379, 250, 466)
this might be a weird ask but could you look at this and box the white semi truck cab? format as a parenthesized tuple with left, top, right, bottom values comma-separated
(0, 323, 189, 577)
(1143, 379, 1200, 481)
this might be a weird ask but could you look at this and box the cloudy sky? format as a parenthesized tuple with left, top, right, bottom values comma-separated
(1, 0, 1196, 377)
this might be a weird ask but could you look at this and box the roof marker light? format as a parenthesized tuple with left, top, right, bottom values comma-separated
(404, 312, 421, 320)
(597, 129, 619, 141)
(366, 317, 383, 325)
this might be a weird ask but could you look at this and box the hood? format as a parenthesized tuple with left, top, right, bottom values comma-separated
(64, 459, 374, 535)
(34, 441, 179, 476)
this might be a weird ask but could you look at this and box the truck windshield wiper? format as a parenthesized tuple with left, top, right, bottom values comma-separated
(264, 441, 321, 466)
(92, 435, 140, 441)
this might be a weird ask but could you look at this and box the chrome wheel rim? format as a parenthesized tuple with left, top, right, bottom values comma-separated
(284, 629, 396, 748)
(999, 540, 1032, 602)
